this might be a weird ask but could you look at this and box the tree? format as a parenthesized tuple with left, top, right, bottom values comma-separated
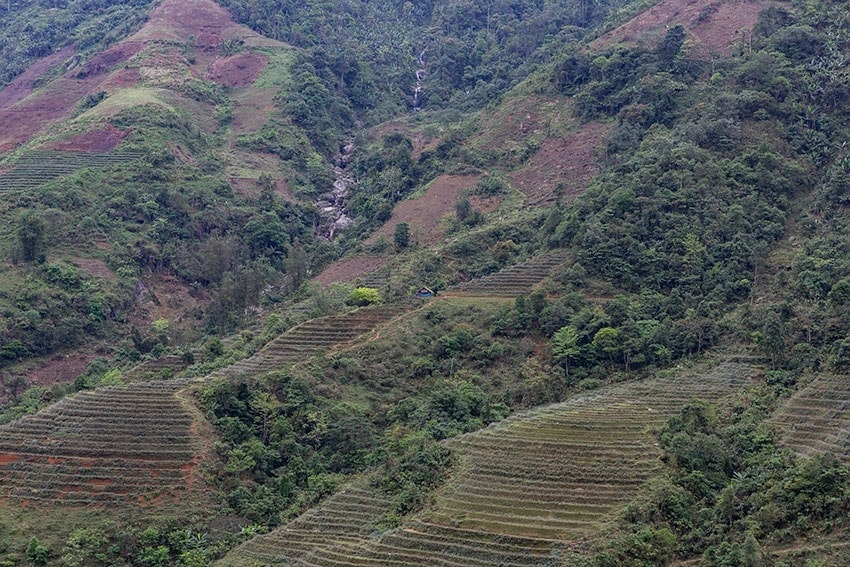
(394, 222, 411, 249)
(16, 210, 46, 263)
(552, 325, 580, 378)
(593, 326, 620, 366)
(284, 240, 309, 290)
(26, 537, 49, 566)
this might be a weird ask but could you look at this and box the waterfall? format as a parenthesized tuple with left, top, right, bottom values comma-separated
(315, 138, 355, 240)
(413, 48, 427, 111)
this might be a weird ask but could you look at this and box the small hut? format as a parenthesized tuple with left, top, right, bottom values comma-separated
(416, 286, 436, 298)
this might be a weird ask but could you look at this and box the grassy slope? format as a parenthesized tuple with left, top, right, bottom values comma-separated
(217, 357, 760, 566)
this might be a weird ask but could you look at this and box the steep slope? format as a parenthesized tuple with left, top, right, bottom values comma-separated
(772, 374, 850, 460)
(217, 359, 759, 566)
(0, 379, 209, 508)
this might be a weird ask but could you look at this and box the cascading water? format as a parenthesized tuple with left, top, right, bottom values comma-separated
(413, 48, 427, 111)
(315, 138, 354, 240)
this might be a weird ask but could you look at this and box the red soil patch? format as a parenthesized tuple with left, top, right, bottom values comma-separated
(98, 67, 142, 90)
(208, 53, 268, 88)
(367, 174, 480, 246)
(0, 46, 76, 110)
(0, 0, 284, 151)
(593, 0, 776, 55)
(48, 125, 129, 152)
(129, 0, 283, 49)
(511, 120, 611, 206)
(71, 257, 117, 280)
(469, 195, 501, 213)
(0, 454, 20, 465)
(314, 256, 388, 287)
(0, 353, 97, 404)
(74, 42, 146, 79)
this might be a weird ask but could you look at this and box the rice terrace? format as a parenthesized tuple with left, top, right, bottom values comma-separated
(1, 0, 850, 564)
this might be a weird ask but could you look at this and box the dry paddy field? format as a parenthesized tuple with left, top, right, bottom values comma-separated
(218, 360, 760, 567)
(452, 251, 572, 297)
(206, 305, 409, 381)
(771, 374, 850, 460)
(0, 379, 208, 509)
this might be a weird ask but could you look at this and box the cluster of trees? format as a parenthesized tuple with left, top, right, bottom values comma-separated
(571, 386, 850, 566)
(13, 520, 251, 566)
(198, 366, 477, 526)
(216, 0, 633, 122)
(0, 0, 153, 85)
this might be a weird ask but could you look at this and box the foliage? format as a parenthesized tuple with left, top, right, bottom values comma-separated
(346, 287, 382, 307)
(571, 383, 850, 565)
(25, 538, 48, 566)
(393, 222, 411, 249)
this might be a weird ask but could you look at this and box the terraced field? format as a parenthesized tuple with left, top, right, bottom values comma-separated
(0, 150, 142, 191)
(218, 360, 759, 566)
(122, 354, 188, 382)
(454, 251, 571, 297)
(207, 305, 409, 381)
(772, 374, 850, 460)
(0, 379, 206, 507)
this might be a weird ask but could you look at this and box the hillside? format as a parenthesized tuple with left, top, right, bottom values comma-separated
(2, 0, 850, 565)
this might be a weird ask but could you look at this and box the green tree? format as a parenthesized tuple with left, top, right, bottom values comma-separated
(16, 210, 46, 263)
(592, 326, 620, 366)
(552, 325, 580, 378)
(26, 537, 49, 566)
(284, 240, 309, 290)
(394, 222, 411, 249)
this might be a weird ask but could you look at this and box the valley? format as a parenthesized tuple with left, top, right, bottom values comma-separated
(1, 0, 850, 564)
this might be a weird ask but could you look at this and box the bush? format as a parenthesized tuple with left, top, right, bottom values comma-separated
(346, 287, 382, 306)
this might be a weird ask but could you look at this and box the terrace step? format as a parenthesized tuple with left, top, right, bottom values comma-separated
(452, 250, 571, 297)
(771, 374, 850, 461)
(218, 360, 760, 566)
(0, 378, 205, 507)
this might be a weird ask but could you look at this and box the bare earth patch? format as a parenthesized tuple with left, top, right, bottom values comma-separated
(0, 46, 76, 110)
(1, 353, 96, 404)
(74, 42, 145, 79)
(0, 0, 286, 151)
(366, 174, 480, 246)
(510, 120, 611, 206)
(593, 0, 776, 55)
(71, 257, 116, 281)
(313, 256, 389, 287)
(208, 53, 269, 88)
(47, 125, 130, 152)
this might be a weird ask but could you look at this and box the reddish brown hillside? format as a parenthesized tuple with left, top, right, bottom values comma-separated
(366, 174, 481, 247)
(0, 0, 285, 151)
(593, 0, 776, 55)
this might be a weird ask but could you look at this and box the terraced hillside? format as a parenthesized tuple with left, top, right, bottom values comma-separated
(0, 150, 142, 191)
(454, 251, 571, 297)
(221, 478, 395, 566)
(772, 374, 850, 460)
(218, 359, 760, 566)
(123, 354, 188, 382)
(207, 305, 409, 381)
(0, 379, 207, 508)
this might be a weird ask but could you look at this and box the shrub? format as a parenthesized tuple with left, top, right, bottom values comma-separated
(346, 287, 382, 306)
